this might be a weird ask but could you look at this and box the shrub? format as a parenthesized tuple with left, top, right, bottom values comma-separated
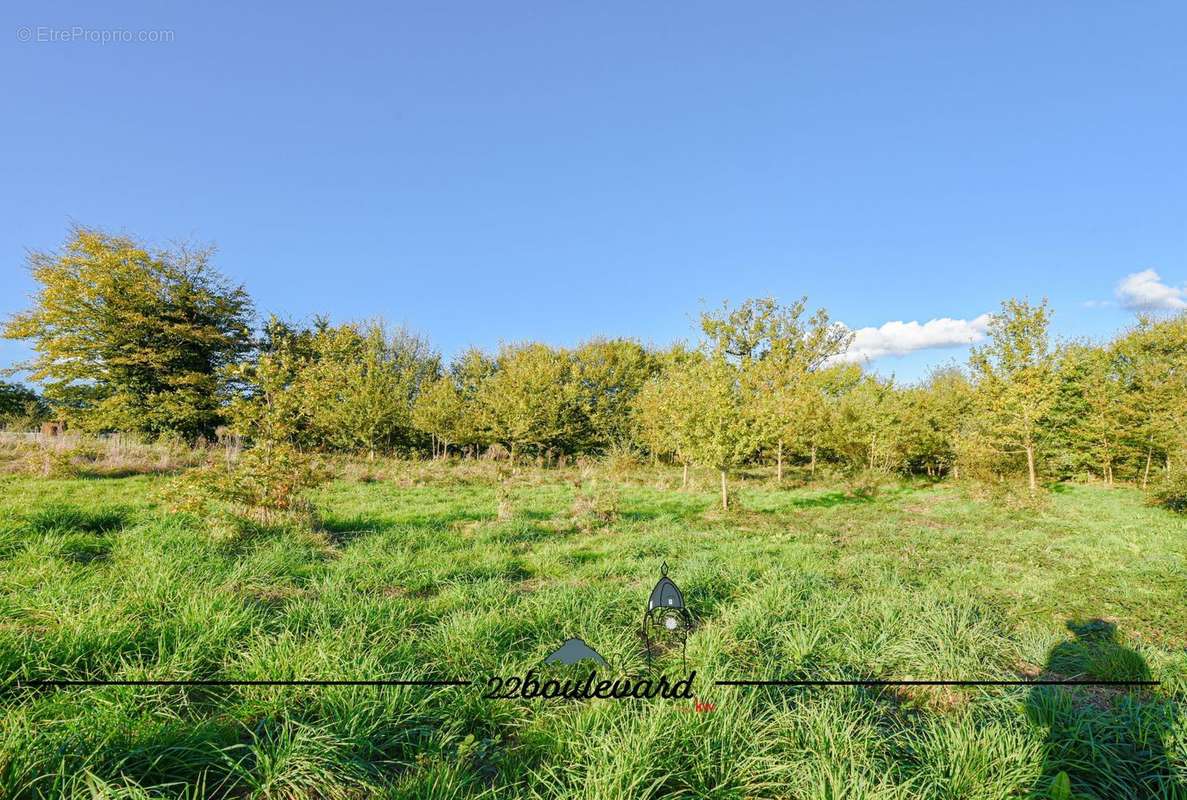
(846, 467, 888, 499)
(601, 440, 639, 479)
(167, 442, 329, 527)
(495, 469, 516, 521)
(1150, 471, 1187, 514)
(570, 479, 621, 531)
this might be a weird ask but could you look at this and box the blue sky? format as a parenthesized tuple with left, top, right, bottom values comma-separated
(3, 1, 1184, 382)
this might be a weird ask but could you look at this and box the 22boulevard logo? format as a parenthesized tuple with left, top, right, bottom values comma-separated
(482, 563, 695, 703)
(15, 563, 1158, 697)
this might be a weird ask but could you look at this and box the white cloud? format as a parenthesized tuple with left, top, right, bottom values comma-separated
(835, 314, 992, 363)
(1115, 269, 1187, 312)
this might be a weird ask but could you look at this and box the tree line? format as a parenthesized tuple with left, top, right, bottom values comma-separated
(4, 228, 1186, 507)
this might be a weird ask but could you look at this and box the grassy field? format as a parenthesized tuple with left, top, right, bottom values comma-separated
(2, 465, 1186, 798)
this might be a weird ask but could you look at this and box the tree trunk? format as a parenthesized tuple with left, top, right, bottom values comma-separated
(1143, 448, 1153, 489)
(681, 462, 689, 491)
(509, 441, 516, 466)
(720, 470, 729, 511)
(809, 445, 817, 477)
(776, 440, 784, 483)
(1025, 444, 1037, 493)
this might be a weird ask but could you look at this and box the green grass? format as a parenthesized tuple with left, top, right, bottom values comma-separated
(1, 468, 1185, 798)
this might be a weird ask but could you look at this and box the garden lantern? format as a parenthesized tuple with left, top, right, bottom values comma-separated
(643, 562, 690, 670)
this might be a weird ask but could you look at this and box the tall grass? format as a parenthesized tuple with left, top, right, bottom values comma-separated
(0, 465, 1184, 798)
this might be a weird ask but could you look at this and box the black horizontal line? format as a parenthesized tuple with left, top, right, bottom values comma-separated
(715, 679, 1159, 687)
(9, 679, 470, 688)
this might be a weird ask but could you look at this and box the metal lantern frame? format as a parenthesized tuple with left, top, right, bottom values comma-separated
(642, 562, 690, 671)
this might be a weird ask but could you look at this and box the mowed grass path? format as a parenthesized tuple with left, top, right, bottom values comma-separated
(1, 469, 1185, 798)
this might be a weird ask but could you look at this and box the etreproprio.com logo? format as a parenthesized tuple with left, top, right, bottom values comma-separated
(16, 26, 175, 44)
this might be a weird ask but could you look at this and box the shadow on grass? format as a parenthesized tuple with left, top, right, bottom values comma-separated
(25, 504, 131, 535)
(76, 467, 183, 480)
(483, 522, 563, 545)
(618, 498, 712, 523)
(319, 510, 486, 545)
(1026, 619, 1180, 799)
(786, 491, 875, 510)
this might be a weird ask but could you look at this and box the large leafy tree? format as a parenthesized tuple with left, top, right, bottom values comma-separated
(299, 321, 438, 459)
(968, 298, 1059, 492)
(3, 227, 253, 439)
(478, 343, 576, 464)
(568, 338, 658, 452)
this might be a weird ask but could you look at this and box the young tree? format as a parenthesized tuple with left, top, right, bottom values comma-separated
(899, 367, 975, 477)
(412, 377, 466, 458)
(449, 347, 497, 457)
(478, 343, 576, 464)
(797, 363, 863, 477)
(1116, 315, 1187, 485)
(3, 227, 254, 439)
(632, 345, 702, 486)
(682, 357, 761, 510)
(701, 297, 851, 481)
(828, 374, 902, 474)
(968, 298, 1059, 492)
(1051, 343, 1129, 484)
(227, 315, 321, 446)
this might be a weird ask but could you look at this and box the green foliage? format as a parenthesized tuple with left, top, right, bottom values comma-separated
(1048, 771, 1072, 800)
(229, 317, 438, 458)
(1149, 468, 1187, 514)
(299, 321, 438, 458)
(968, 298, 1059, 491)
(681, 357, 763, 509)
(899, 367, 974, 477)
(226, 315, 320, 446)
(0, 382, 48, 430)
(6, 261, 1187, 497)
(632, 344, 703, 469)
(3, 227, 253, 440)
(478, 342, 576, 462)
(413, 377, 468, 457)
(1116, 315, 1187, 486)
(568, 338, 658, 451)
(828, 374, 902, 474)
(168, 442, 329, 526)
